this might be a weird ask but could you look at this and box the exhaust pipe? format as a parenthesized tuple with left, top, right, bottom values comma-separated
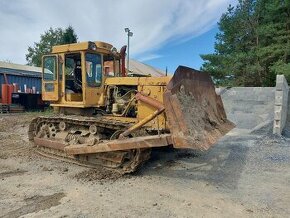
(120, 45, 127, 77)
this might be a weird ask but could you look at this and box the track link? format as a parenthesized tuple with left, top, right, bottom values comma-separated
(28, 115, 151, 174)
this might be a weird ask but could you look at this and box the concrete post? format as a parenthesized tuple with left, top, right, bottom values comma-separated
(273, 75, 289, 135)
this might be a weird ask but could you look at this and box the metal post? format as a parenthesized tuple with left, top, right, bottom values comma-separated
(125, 28, 133, 74)
(127, 33, 130, 72)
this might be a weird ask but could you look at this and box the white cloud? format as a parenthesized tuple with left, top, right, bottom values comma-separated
(138, 54, 163, 62)
(0, 0, 234, 64)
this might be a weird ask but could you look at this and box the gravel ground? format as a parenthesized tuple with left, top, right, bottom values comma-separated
(0, 113, 290, 217)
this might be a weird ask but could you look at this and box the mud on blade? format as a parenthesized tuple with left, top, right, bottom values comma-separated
(164, 66, 235, 150)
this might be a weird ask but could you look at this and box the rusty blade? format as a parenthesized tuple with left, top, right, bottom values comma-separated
(164, 66, 235, 150)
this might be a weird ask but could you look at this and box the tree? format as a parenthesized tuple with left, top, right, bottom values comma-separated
(201, 0, 290, 87)
(26, 26, 78, 67)
(257, 0, 290, 85)
(61, 26, 78, 45)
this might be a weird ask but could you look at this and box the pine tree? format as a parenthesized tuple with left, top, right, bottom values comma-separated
(201, 0, 290, 87)
(257, 0, 290, 84)
(61, 25, 78, 45)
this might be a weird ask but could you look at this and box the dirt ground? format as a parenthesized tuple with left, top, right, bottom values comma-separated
(0, 113, 290, 218)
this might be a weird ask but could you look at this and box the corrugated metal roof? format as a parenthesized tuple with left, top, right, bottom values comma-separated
(127, 59, 166, 77)
(0, 69, 41, 78)
(0, 61, 41, 73)
(0, 61, 41, 78)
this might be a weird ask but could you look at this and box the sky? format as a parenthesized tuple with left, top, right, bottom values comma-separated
(0, 0, 236, 73)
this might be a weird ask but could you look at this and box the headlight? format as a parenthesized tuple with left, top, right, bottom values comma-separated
(88, 41, 97, 50)
(111, 47, 117, 54)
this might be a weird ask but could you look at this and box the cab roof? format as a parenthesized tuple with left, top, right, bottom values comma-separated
(51, 41, 119, 56)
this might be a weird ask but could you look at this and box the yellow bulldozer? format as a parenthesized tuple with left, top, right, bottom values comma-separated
(28, 41, 234, 173)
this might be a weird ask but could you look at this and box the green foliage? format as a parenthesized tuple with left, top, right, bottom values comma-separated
(26, 26, 78, 67)
(201, 0, 290, 87)
(61, 26, 78, 45)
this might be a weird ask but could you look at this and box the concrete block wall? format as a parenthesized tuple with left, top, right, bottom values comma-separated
(273, 75, 289, 135)
(219, 87, 275, 130)
(283, 93, 290, 136)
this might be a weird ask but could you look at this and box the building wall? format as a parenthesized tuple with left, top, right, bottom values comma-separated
(0, 67, 41, 97)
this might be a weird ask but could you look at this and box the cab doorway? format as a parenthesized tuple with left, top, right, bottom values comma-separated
(64, 53, 83, 102)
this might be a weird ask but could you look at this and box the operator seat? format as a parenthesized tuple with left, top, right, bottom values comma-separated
(74, 61, 82, 92)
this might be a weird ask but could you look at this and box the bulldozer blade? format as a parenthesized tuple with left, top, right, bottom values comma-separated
(164, 66, 235, 150)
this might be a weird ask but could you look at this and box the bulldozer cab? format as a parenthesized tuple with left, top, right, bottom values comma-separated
(42, 41, 123, 107)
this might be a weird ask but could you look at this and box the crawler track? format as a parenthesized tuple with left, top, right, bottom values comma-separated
(28, 115, 151, 174)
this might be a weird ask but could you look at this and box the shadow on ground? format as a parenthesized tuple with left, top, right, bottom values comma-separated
(138, 134, 258, 190)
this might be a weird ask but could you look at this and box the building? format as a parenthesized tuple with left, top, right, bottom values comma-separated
(0, 61, 42, 97)
(127, 59, 166, 77)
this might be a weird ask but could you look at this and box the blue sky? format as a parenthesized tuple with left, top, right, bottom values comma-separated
(0, 0, 233, 67)
(143, 26, 218, 74)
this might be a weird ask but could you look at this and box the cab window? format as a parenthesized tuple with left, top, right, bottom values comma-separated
(103, 55, 120, 77)
(86, 53, 102, 87)
(114, 59, 121, 77)
(43, 56, 57, 81)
